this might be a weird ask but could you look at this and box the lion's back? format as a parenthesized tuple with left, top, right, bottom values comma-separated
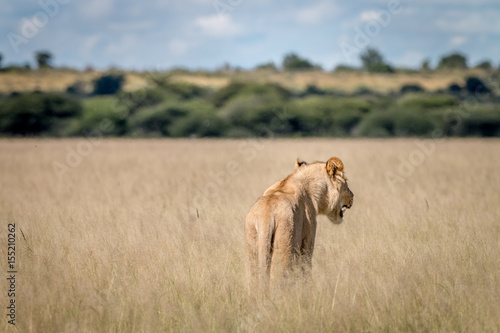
(245, 193, 297, 232)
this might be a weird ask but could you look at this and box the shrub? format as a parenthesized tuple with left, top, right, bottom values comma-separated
(129, 102, 187, 136)
(360, 48, 394, 73)
(357, 110, 434, 137)
(400, 84, 425, 94)
(334, 64, 357, 72)
(475, 60, 492, 71)
(355, 112, 395, 137)
(35, 50, 53, 69)
(397, 93, 458, 110)
(393, 110, 435, 136)
(66, 80, 92, 96)
(302, 85, 327, 96)
(68, 97, 127, 136)
(117, 88, 165, 114)
(255, 62, 277, 71)
(163, 82, 205, 100)
(93, 74, 125, 95)
(289, 96, 369, 135)
(437, 53, 467, 70)
(0, 92, 82, 136)
(452, 109, 500, 136)
(221, 94, 291, 136)
(168, 100, 227, 137)
(212, 82, 290, 107)
(447, 83, 462, 94)
(130, 99, 226, 137)
(212, 82, 246, 107)
(282, 53, 321, 71)
(465, 77, 491, 96)
(168, 111, 228, 137)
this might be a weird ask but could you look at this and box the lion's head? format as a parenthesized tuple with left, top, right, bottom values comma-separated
(296, 157, 354, 224)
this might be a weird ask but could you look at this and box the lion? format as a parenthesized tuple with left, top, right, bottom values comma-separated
(244, 157, 354, 292)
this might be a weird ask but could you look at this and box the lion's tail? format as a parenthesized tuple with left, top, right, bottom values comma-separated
(257, 217, 274, 286)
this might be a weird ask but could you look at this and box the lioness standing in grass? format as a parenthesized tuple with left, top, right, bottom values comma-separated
(245, 157, 354, 292)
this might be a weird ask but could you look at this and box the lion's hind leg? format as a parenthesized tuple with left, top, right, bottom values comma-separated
(245, 222, 259, 295)
(269, 224, 301, 287)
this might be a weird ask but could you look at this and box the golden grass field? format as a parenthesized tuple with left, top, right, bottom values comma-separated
(1, 138, 499, 332)
(0, 68, 490, 94)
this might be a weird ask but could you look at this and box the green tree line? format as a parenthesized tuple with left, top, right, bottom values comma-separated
(1, 72, 499, 138)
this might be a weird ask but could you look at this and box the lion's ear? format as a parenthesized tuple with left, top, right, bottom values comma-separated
(326, 157, 344, 177)
(295, 158, 307, 169)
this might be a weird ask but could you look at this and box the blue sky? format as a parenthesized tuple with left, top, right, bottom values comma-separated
(1, 0, 499, 70)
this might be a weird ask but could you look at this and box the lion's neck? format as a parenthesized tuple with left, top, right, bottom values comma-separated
(288, 167, 328, 216)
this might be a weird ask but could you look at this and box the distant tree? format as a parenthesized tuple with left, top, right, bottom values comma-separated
(360, 48, 393, 73)
(421, 58, 431, 71)
(437, 53, 467, 70)
(35, 51, 53, 69)
(475, 60, 492, 71)
(0, 53, 3, 69)
(334, 64, 357, 72)
(93, 73, 125, 95)
(282, 53, 321, 71)
(255, 61, 277, 71)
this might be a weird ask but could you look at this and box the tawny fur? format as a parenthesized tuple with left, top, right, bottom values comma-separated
(245, 157, 354, 293)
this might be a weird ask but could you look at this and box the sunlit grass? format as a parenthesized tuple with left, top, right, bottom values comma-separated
(0, 138, 499, 332)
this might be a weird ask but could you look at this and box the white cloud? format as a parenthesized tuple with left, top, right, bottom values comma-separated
(168, 39, 189, 56)
(360, 10, 380, 22)
(435, 11, 500, 34)
(293, 2, 339, 24)
(195, 15, 241, 38)
(448, 36, 468, 47)
(78, 0, 116, 20)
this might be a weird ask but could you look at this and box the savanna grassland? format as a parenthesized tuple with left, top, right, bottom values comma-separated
(1, 138, 499, 332)
(0, 68, 487, 95)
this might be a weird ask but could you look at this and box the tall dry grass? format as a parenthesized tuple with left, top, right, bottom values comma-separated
(0, 138, 499, 332)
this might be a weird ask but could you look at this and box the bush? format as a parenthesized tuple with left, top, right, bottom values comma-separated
(221, 94, 291, 136)
(360, 48, 394, 73)
(282, 53, 321, 71)
(447, 83, 462, 94)
(130, 100, 226, 137)
(255, 62, 277, 71)
(68, 97, 127, 136)
(168, 100, 227, 137)
(129, 102, 187, 136)
(289, 96, 369, 135)
(355, 112, 395, 137)
(117, 88, 165, 114)
(393, 111, 435, 136)
(163, 82, 205, 100)
(302, 85, 327, 96)
(212, 82, 290, 107)
(452, 109, 500, 136)
(66, 80, 92, 96)
(168, 111, 228, 137)
(93, 74, 125, 95)
(437, 53, 468, 70)
(400, 84, 425, 94)
(475, 60, 492, 71)
(0, 92, 82, 136)
(334, 64, 357, 72)
(397, 93, 458, 110)
(356, 109, 435, 137)
(465, 77, 491, 96)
